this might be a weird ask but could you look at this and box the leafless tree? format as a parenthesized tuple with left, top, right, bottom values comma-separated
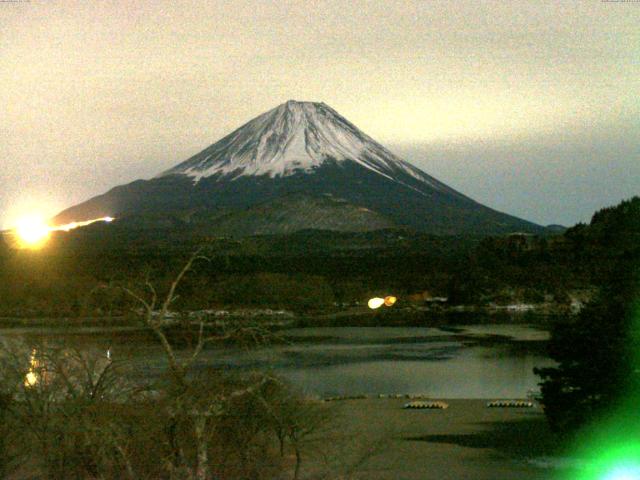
(122, 251, 285, 480)
(254, 381, 333, 480)
(0, 251, 342, 480)
(0, 340, 138, 479)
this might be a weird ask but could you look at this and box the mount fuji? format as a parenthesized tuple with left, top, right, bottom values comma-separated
(55, 100, 543, 235)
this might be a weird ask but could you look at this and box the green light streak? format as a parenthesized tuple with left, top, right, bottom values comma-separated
(563, 296, 640, 480)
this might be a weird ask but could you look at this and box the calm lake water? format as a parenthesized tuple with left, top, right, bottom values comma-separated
(276, 326, 552, 398)
(3, 323, 554, 399)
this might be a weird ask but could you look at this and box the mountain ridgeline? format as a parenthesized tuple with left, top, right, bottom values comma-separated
(55, 101, 543, 235)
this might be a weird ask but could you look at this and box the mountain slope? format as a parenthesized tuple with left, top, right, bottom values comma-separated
(55, 100, 544, 235)
(159, 101, 460, 195)
(211, 193, 395, 236)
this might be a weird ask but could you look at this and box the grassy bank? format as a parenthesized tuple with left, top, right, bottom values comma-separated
(311, 398, 569, 480)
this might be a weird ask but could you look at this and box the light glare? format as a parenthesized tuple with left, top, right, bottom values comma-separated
(384, 296, 397, 307)
(602, 465, 640, 480)
(9, 215, 115, 249)
(368, 297, 385, 309)
(24, 349, 39, 387)
(24, 371, 38, 387)
(15, 216, 50, 248)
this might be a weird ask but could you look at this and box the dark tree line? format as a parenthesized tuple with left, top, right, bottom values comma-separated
(535, 196, 640, 433)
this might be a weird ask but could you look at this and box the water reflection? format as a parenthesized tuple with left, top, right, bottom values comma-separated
(193, 325, 554, 398)
(24, 350, 39, 387)
(8, 324, 554, 399)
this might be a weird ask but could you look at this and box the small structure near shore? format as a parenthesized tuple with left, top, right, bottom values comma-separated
(486, 400, 534, 408)
(403, 401, 449, 409)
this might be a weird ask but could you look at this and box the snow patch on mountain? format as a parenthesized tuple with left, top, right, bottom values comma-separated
(159, 100, 449, 194)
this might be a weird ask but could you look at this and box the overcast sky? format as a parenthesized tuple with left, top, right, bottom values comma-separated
(1, 0, 638, 228)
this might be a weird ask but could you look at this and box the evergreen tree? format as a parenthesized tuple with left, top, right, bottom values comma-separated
(535, 197, 640, 433)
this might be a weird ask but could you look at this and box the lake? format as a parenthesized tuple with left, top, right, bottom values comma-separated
(3, 323, 553, 399)
(281, 326, 552, 398)
(205, 325, 553, 398)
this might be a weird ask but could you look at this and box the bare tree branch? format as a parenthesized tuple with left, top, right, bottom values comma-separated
(159, 249, 208, 323)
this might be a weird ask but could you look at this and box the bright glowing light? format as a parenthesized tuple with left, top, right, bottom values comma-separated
(9, 215, 115, 249)
(384, 296, 397, 307)
(24, 349, 39, 387)
(15, 216, 50, 248)
(368, 297, 385, 309)
(53, 216, 115, 232)
(571, 442, 640, 480)
(602, 465, 640, 480)
(24, 371, 38, 387)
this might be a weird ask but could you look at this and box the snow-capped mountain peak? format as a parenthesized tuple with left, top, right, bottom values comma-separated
(55, 100, 544, 235)
(159, 100, 445, 192)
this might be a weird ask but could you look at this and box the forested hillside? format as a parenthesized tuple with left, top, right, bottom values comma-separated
(1, 197, 638, 318)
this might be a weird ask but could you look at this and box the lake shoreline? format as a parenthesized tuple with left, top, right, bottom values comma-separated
(0, 305, 567, 330)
